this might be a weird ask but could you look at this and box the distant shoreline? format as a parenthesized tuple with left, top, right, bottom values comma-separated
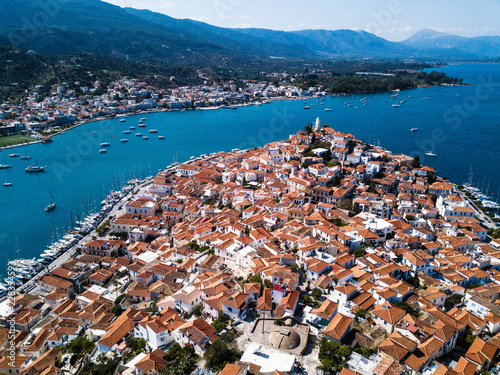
(0, 81, 464, 150)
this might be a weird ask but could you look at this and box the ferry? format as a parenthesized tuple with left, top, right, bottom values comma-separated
(158, 136, 165, 140)
(411, 128, 418, 132)
(99, 149, 107, 154)
(425, 152, 437, 157)
(3, 182, 12, 187)
(135, 133, 142, 137)
(149, 129, 158, 133)
(120, 139, 129, 143)
(123, 130, 131, 134)
(100, 142, 111, 147)
(143, 136, 149, 140)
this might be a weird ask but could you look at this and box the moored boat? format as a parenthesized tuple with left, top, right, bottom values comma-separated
(25, 158, 45, 172)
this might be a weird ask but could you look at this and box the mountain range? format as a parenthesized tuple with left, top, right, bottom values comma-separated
(0, 0, 499, 65)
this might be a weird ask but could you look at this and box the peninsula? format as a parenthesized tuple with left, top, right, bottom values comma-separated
(1, 120, 499, 375)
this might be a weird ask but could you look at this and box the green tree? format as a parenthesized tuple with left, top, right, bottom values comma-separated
(337, 199, 353, 212)
(355, 308, 368, 319)
(194, 305, 204, 318)
(318, 337, 352, 373)
(126, 336, 147, 354)
(411, 156, 420, 169)
(311, 288, 323, 300)
(353, 346, 375, 358)
(110, 303, 122, 316)
(161, 343, 197, 375)
(204, 338, 240, 371)
(211, 317, 228, 332)
(353, 248, 366, 258)
(68, 335, 96, 365)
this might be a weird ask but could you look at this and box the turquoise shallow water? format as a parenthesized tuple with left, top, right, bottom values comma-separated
(0, 63, 499, 273)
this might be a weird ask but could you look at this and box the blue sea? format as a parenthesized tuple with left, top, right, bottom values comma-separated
(0, 63, 499, 274)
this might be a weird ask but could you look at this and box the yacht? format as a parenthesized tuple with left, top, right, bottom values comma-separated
(425, 152, 437, 157)
(99, 149, 107, 154)
(25, 158, 45, 172)
(9, 153, 19, 158)
(135, 133, 142, 137)
(3, 182, 12, 187)
(123, 130, 131, 134)
(129, 126, 136, 130)
(149, 129, 158, 133)
(120, 139, 129, 143)
(324, 108, 332, 112)
(158, 136, 165, 140)
(143, 136, 149, 140)
(100, 142, 111, 147)
(411, 128, 418, 132)
(392, 104, 401, 108)
(138, 123, 146, 128)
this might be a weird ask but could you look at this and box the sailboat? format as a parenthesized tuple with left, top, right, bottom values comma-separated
(25, 158, 46, 172)
(45, 190, 56, 212)
(20, 147, 31, 160)
(0, 153, 11, 169)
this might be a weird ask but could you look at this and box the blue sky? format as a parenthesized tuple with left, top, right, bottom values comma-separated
(104, 0, 500, 41)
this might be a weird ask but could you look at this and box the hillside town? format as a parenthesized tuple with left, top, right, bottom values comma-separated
(1, 120, 500, 375)
(0, 72, 315, 139)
